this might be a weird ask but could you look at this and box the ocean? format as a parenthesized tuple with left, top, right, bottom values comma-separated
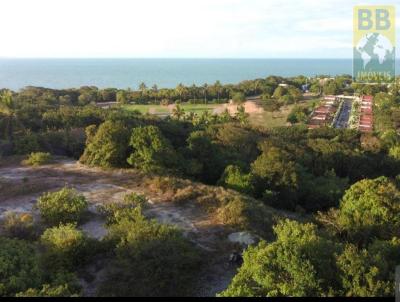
(0, 58, 398, 90)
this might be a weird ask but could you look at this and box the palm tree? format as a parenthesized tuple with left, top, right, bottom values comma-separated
(202, 84, 208, 104)
(190, 84, 197, 100)
(214, 81, 222, 103)
(172, 104, 185, 121)
(139, 82, 147, 100)
(254, 80, 261, 95)
(0, 90, 17, 144)
(152, 84, 158, 103)
(186, 112, 197, 123)
(176, 83, 185, 102)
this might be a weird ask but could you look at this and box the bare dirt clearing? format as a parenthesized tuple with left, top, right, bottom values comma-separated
(0, 157, 243, 296)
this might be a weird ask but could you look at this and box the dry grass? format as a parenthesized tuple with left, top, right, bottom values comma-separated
(0, 177, 53, 201)
(144, 175, 285, 236)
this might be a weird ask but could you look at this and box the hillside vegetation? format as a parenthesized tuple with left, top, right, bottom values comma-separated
(1, 75, 400, 297)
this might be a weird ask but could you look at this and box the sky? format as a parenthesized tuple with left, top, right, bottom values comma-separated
(0, 0, 398, 58)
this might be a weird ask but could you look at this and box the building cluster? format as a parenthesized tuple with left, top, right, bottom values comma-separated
(358, 95, 373, 133)
(307, 96, 338, 129)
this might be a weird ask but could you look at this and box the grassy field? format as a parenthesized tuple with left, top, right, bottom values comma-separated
(249, 106, 292, 128)
(123, 103, 221, 115)
(122, 99, 316, 129)
(249, 99, 317, 129)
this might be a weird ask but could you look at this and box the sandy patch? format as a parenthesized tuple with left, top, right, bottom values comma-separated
(0, 158, 237, 296)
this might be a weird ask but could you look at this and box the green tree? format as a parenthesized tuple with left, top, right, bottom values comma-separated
(272, 86, 287, 99)
(127, 126, 178, 173)
(232, 92, 246, 104)
(0, 237, 42, 296)
(337, 238, 400, 297)
(116, 90, 128, 104)
(139, 82, 147, 98)
(214, 80, 222, 102)
(185, 130, 225, 183)
(288, 87, 303, 102)
(323, 81, 339, 95)
(0, 90, 17, 144)
(37, 187, 88, 225)
(251, 147, 299, 208)
(202, 83, 208, 104)
(172, 104, 185, 120)
(219, 220, 341, 297)
(389, 145, 400, 160)
(337, 176, 400, 240)
(176, 83, 186, 102)
(80, 121, 130, 168)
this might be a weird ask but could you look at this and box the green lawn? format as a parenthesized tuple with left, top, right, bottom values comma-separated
(123, 103, 220, 115)
(250, 100, 316, 129)
(123, 100, 314, 129)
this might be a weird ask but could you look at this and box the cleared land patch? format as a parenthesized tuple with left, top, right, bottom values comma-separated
(0, 157, 295, 296)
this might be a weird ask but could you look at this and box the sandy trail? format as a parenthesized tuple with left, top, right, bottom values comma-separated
(0, 158, 237, 296)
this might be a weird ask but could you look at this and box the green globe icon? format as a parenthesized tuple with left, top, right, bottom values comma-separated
(354, 33, 395, 82)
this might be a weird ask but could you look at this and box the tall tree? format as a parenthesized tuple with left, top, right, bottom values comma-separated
(172, 104, 185, 121)
(0, 90, 17, 144)
(214, 80, 222, 102)
(176, 83, 185, 102)
(138, 82, 147, 100)
(202, 83, 208, 104)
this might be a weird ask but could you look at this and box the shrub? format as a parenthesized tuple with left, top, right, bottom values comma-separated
(40, 223, 92, 270)
(146, 176, 181, 195)
(123, 192, 147, 208)
(172, 186, 201, 204)
(232, 92, 246, 104)
(14, 131, 41, 155)
(16, 284, 79, 297)
(37, 187, 88, 225)
(0, 237, 42, 296)
(217, 195, 274, 233)
(1, 212, 36, 239)
(99, 207, 202, 297)
(97, 193, 148, 224)
(389, 145, 400, 160)
(22, 152, 52, 166)
(219, 165, 254, 195)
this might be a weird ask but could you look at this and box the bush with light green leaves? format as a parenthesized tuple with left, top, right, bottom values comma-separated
(37, 187, 88, 225)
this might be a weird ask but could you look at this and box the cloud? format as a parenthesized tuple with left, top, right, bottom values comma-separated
(0, 0, 397, 58)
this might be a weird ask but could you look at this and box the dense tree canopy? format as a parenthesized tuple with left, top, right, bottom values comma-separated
(1, 75, 400, 297)
(80, 121, 130, 168)
(220, 220, 341, 297)
(0, 237, 42, 297)
(337, 176, 400, 240)
(127, 125, 179, 173)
